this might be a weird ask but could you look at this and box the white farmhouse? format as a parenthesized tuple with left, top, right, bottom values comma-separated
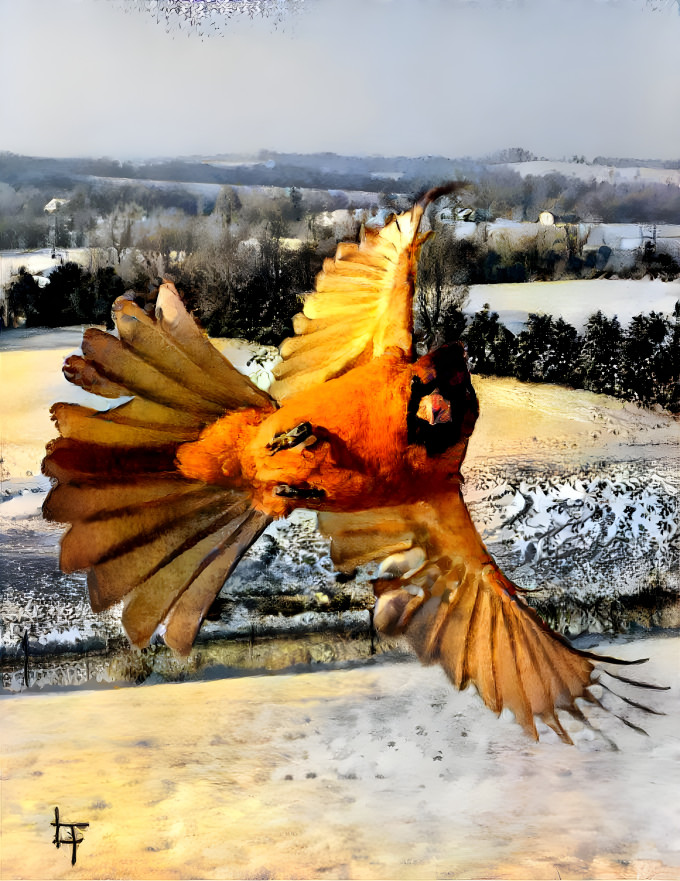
(43, 198, 69, 213)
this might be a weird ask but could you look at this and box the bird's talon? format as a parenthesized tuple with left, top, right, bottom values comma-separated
(274, 483, 326, 500)
(267, 422, 314, 455)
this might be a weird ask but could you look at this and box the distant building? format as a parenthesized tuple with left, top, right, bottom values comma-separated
(435, 207, 492, 224)
(279, 237, 304, 252)
(44, 198, 69, 213)
(369, 171, 404, 182)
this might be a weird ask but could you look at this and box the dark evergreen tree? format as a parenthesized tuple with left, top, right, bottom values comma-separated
(667, 301, 680, 412)
(622, 310, 673, 405)
(464, 303, 516, 376)
(579, 311, 624, 396)
(549, 317, 581, 385)
(5, 269, 42, 327)
(514, 313, 553, 382)
(514, 313, 580, 385)
(41, 262, 92, 326)
(439, 298, 467, 345)
(90, 266, 126, 327)
(289, 186, 303, 222)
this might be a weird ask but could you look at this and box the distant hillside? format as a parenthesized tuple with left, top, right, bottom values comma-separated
(0, 150, 481, 195)
(2, 150, 680, 234)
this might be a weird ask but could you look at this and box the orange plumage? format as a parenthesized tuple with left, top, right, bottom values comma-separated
(177, 347, 476, 517)
(42, 185, 662, 742)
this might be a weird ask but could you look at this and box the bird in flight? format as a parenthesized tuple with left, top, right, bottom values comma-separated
(43, 185, 662, 743)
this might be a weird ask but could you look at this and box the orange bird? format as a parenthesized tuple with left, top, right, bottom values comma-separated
(43, 186, 658, 743)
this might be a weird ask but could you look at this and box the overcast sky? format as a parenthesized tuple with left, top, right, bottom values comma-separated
(1, 0, 679, 161)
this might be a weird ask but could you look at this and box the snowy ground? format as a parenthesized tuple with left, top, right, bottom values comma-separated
(498, 160, 680, 188)
(1, 635, 678, 881)
(0, 249, 93, 315)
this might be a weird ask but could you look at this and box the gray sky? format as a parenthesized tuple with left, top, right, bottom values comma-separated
(1, 0, 679, 161)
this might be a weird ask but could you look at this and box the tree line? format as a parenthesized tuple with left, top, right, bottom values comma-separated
(458, 302, 680, 413)
(4, 212, 318, 346)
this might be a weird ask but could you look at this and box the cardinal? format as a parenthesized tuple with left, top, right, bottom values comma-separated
(43, 185, 660, 743)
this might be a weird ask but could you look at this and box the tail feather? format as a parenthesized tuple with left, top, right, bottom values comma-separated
(63, 354, 129, 399)
(43, 477, 207, 523)
(115, 306, 252, 410)
(120, 507, 253, 647)
(121, 506, 269, 651)
(43, 282, 275, 651)
(43, 439, 179, 484)
(96, 398, 206, 431)
(86, 494, 250, 612)
(150, 286, 272, 410)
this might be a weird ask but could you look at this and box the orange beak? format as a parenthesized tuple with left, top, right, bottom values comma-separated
(416, 391, 452, 425)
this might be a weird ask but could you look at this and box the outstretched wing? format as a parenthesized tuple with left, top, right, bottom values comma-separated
(319, 493, 658, 744)
(270, 185, 464, 401)
(43, 283, 274, 655)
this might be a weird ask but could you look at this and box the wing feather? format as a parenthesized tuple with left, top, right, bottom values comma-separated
(318, 508, 417, 572)
(270, 203, 430, 400)
(86, 495, 251, 611)
(162, 508, 270, 654)
(320, 495, 655, 742)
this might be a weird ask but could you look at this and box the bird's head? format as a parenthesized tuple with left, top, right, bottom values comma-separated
(407, 342, 478, 456)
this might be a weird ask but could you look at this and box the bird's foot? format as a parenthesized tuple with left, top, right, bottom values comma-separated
(267, 422, 317, 455)
(372, 555, 457, 636)
(274, 483, 326, 500)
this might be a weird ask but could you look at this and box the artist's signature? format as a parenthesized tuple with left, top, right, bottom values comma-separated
(51, 807, 89, 865)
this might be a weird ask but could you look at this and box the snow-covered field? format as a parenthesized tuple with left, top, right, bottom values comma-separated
(0, 249, 93, 313)
(466, 277, 680, 334)
(2, 635, 679, 880)
(499, 160, 680, 188)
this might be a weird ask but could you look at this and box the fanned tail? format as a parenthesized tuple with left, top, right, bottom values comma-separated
(43, 282, 274, 654)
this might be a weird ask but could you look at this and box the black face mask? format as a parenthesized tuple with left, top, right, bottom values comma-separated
(407, 344, 478, 457)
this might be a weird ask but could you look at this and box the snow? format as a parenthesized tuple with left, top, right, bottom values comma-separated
(464, 467, 679, 600)
(0, 248, 92, 299)
(1, 635, 679, 880)
(499, 160, 680, 188)
(466, 277, 680, 333)
(0, 487, 48, 520)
